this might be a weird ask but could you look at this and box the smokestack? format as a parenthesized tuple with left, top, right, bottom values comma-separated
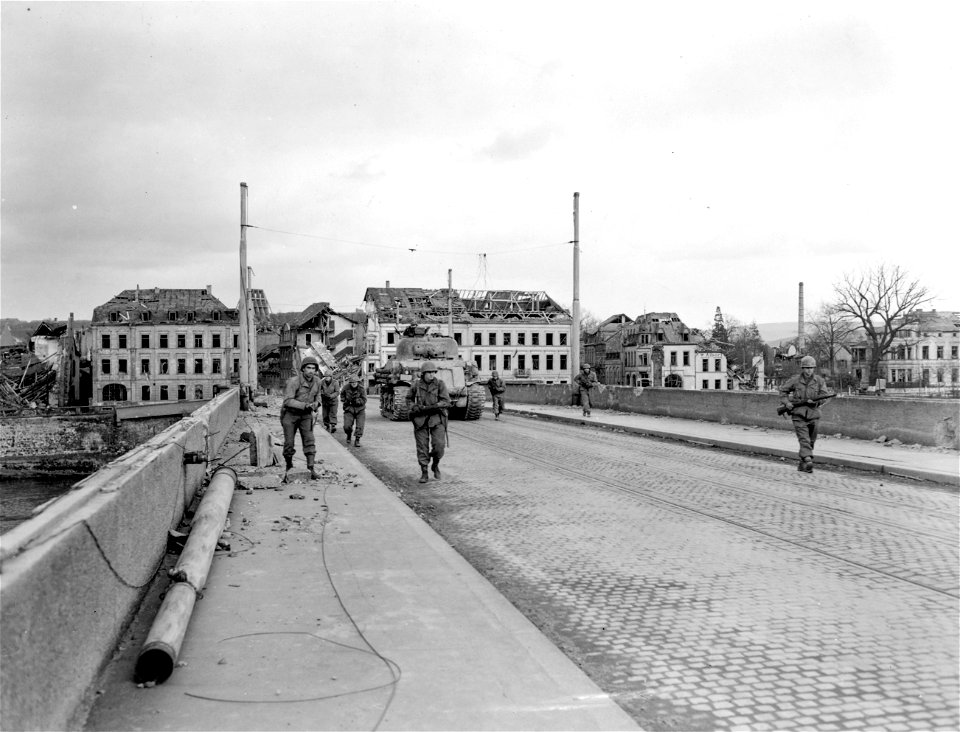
(798, 282, 805, 353)
(385, 281, 390, 288)
(206, 284, 212, 295)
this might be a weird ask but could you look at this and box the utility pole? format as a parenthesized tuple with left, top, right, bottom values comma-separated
(571, 192, 581, 379)
(238, 182, 256, 407)
(797, 282, 805, 354)
(448, 269, 454, 338)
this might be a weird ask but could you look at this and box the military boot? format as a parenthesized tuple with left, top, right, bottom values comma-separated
(419, 468, 429, 483)
(285, 456, 293, 471)
(354, 436, 361, 447)
(431, 459, 441, 480)
(344, 430, 352, 445)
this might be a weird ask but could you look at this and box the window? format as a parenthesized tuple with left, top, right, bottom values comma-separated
(517, 332, 526, 346)
(186, 311, 195, 322)
(194, 358, 203, 374)
(670, 351, 677, 366)
(118, 359, 127, 374)
(702, 380, 709, 390)
(194, 334, 203, 348)
(937, 346, 944, 359)
(518, 355, 526, 370)
(714, 358, 721, 372)
(233, 334, 239, 348)
(683, 351, 690, 366)
(177, 334, 186, 348)
(305, 333, 312, 345)
(141, 334, 150, 348)
(560, 333, 567, 346)
(212, 358, 221, 374)
(212, 311, 221, 321)
(194, 385, 204, 399)
(101, 334, 111, 349)
(109, 312, 119, 322)
(532, 355, 540, 370)
(141, 385, 151, 401)
(474, 355, 481, 370)
(178, 385, 186, 400)
(664, 374, 682, 388)
(140, 311, 152, 321)
(503, 333, 512, 346)
(102, 384, 127, 402)
(140, 359, 150, 374)
(233, 359, 239, 373)
(159, 358, 169, 374)
(531, 333, 539, 346)
(453, 333, 462, 345)
(546, 355, 554, 370)
(488, 355, 497, 370)
(159, 334, 169, 349)
(488, 332, 496, 346)
(118, 334, 127, 349)
(546, 333, 553, 346)
(168, 311, 178, 321)
(474, 333, 482, 346)
(160, 385, 169, 401)
(953, 346, 959, 359)
(503, 354, 512, 371)
(715, 379, 722, 390)
(177, 358, 186, 374)
(922, 346, 930, 359)
(560, 355, 567, 370)
(101, 359, 111, 374)
(702, 358, 709, 372)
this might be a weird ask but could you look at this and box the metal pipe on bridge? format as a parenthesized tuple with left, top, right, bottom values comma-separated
(134, 466, 238, 684)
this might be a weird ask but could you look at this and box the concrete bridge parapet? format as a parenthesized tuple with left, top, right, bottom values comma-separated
(0, 388, 240, 731)
(506, 383, 959, 449)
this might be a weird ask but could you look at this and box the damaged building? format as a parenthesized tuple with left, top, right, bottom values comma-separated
(363, 287, 573, 384)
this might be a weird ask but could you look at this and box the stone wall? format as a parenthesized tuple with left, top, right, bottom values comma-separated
(507, 384, 959, 449)
(0, 388, 240, 731)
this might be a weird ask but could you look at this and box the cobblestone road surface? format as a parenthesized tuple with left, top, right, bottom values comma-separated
(349, 410, 959, 732)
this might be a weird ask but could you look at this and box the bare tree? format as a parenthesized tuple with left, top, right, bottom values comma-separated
(833, 265, 933, 383)
(807, 303, 858, 381)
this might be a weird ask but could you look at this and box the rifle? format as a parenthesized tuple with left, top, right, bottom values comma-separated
(777, 392, 837, 417)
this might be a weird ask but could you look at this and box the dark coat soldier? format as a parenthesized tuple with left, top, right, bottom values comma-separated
(405, 361, 451, 483)
(340, 372, 367, 447)
(484, 370, 506, 420)
(779, 355, 834, 473)
(318, 373, 340, 434)
(281, 356, 322, 479)
(573, 363, 598, 417)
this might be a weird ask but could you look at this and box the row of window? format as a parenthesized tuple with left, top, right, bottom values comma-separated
(384, 331, 569, 347)
(469, 353, 569, 372)
(100, 332, 240, 350)
(99, 357, 239, 375)
(888, 368, 960, 383)
(102, 383, 209, 402)
(106, 310, 226, 323)
(890, 345, 959, 360)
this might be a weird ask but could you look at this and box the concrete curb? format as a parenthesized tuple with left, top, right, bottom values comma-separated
(507, 407, 959, 489)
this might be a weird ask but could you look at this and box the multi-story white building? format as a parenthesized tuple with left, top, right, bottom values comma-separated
(621, 312, 727, 389)
(362, 287, 573, 384)
(878, 309, 960, 391)
(90, 287, 241, 406)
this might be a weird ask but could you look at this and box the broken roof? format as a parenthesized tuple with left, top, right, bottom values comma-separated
(364, 287, 570, 323)
(296, 302, 332, 328)
(91, 287, 238, 323)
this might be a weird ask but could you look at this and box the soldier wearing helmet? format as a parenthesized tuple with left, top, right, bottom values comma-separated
(281, 356, 322, 479)
(573, 363, 599, 417)
(340, 371, 367, 447)
(778, 355, 834, 473)
(405, 361, 451, 483)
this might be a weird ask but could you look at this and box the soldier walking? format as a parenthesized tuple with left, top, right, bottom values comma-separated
(405, 361, 451, 483)
(779, 355, 834, 473)
(318, 371, 340, 433)
(573, 363, 598, 417)
(281, 356, 322, 479)
(483, 369, 506, 420)
(340, 372, 367, 447)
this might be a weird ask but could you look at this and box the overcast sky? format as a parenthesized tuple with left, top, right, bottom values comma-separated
(2, 1, 958, 329)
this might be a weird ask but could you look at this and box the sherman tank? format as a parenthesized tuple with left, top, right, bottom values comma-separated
(374, 325, 486, 421)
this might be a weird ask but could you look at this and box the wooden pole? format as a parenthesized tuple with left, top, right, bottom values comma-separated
(448, 269, 454, 337)
(571, 192, 581, 379)
(239, 183, 250, 396)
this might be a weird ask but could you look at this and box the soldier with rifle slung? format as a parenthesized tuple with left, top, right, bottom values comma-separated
(778, 355, 836, 473)
(405, 361, 451, 483)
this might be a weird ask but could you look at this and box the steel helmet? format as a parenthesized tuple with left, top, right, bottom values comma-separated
(347, 371, 360, 382)
(800, 356, 816, 368)
(420, 361, 438, 373)
(300, 356, 320, 370)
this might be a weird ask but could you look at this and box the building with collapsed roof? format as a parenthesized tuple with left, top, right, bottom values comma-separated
(90, 287, 241, 406)
(362, 286, 574, 384)
(621, 313, 728, 389)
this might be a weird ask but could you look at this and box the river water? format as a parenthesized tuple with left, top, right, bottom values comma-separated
(0, 476, 85, 534)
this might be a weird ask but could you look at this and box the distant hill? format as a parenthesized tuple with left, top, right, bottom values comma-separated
(756, 322, 800, 344)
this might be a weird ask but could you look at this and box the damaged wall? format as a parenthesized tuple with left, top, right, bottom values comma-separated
(0, 388, 239, 732)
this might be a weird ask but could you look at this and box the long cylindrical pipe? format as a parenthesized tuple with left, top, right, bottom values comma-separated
(135, 466, 237, 684)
